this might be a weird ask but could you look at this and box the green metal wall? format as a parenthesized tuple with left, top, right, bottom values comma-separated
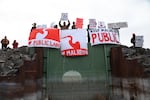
(43, 43, 116, 100)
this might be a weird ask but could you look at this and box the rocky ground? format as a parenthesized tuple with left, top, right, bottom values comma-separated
(122, 46, 150, 76)
(0, 45, 150, 77)
(0, 46, 36, 76)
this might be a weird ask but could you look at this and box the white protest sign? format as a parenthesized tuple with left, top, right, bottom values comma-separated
(89, 19, 97, 29)
(61, 13, 68, 21)
(37, 24, 47, 28)
(89, 29, 120, 46)
(108, 22, 128, 29)
(98, 21, 106, 28)
(135, 36, 144, 47)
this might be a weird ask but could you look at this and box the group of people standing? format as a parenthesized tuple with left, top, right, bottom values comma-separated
(1, 36, 19, 50)
(31, 21, 136, 47)
(31, 20, 76, 32)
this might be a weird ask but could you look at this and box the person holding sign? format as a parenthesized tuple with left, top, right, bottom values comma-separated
(59, 20, 70, 30)
(131, 33, 136, 47)
(59, 13, 70, 30)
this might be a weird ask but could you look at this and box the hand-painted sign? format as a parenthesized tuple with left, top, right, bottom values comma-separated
(108, 22, 128, 29)
(28, 28, 60, 48)
(89, 29, 120, 46)
(76, 18, 83, 29)
(98, 21, 106, 28)
(61, 13, 68, 21)
(135, 36, 144, 47)
(60, 29, 88, 56)
(37, 24, 47, 28)
(89, 19, 97, 29)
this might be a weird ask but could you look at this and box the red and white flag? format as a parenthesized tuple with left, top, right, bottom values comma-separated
(28, 28, 60, 48)
(60, 29, 88, 56)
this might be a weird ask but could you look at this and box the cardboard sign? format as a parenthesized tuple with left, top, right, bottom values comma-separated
(89, 29, 120, 46)
(60, 29, 88, 56)
(76, 18, 83, 29)
(89, 19, 97, 29)
(37, 24, 47, 28)
(108, 22, 128, 29)
(98, 21, 106, 28)
(135, 36, 144, 47)
(61, 13, 68, 21)
(28, 28, 60, 48)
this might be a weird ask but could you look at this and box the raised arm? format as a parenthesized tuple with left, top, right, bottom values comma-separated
(59, 20, 62, 27)
(67, 20, 70, 27)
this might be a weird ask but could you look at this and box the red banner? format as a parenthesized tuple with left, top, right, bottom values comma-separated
(28, 28, 60, 48)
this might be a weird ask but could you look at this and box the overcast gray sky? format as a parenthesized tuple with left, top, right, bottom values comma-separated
(0, 0, 150, 48)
